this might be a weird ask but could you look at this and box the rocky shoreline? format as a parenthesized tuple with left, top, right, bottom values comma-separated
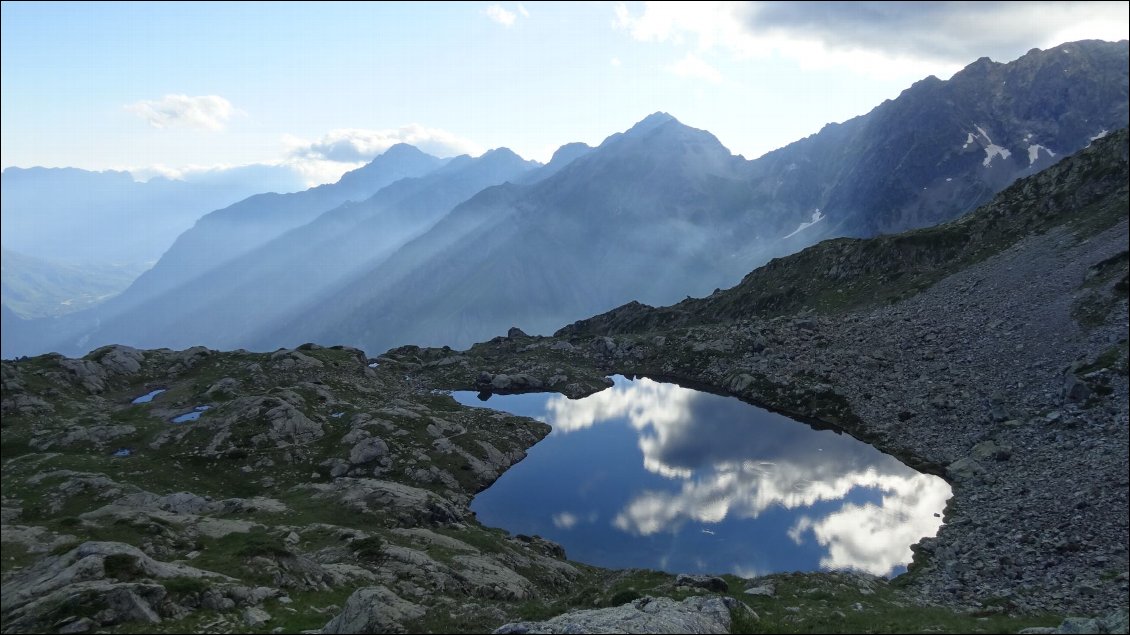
(401, 216, 1129, 618)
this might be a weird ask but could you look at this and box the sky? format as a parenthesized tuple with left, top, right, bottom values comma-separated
(2, 1, 1127, 186)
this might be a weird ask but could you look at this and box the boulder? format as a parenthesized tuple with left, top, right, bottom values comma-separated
(94, 345, 145, 375)
(674, 573, 729, 592)
(349, 437, 389, 465)
(321, 586, 425, 634)
(946, 457, 985, 482)
(1062, 374, 1091, 403)
(493, 595, 733, 634)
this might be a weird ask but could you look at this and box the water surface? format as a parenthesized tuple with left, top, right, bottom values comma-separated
(453, 375, 949, 577)
(131, 389, 166, 404)
(171, 405, 211, 424)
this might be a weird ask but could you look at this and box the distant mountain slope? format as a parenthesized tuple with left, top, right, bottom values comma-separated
(117, 144, 447, 309)
(269, 113, 758, 352)
(1, 249, 148, 318)
(0, 164, 303, 267)
(269, 42, 1128, 355)
(67, 149, 540, 352)
(740, 39, 1129, 240)
(6, 40, 1127, 360)
(561, 128, 1129, 337)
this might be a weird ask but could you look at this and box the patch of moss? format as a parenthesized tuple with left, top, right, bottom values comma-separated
(102, 553, 143, 581)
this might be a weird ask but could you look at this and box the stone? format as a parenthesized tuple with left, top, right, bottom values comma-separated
(674, 573, 729, 592)
(57, 617, 98, 633)
(989, 403, 1011, 422)
(94, 345, 145, 375)
(348, 437, 389, 465)
(509, 374, 543, 390)
(269, 349, 323, 370)
(321, 586, 426, 634)
(58, 359, 108, 393)
(206, 377, 241, 397)
(243, 607, 272, 627)
(971, 440, 1012, 461)
(493, 595, 733, 634)
(1063, 374, 1091, 403)
(451, 554, 535, 600)
(744, 584, 775, 597)
(946, 457, 986, 482)
(1047, 608, 1129, 634)
(729, 373, 756, 393)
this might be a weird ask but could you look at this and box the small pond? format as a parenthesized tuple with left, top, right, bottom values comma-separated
(131, 389, 166, 404)
(171, 405, 211, 424)
(453, 375, 950, 577)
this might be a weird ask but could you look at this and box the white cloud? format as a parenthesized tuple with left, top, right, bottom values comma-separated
(517, 3, 530, 18)
(610, 57, 622, 67)
(125, 94, 241, 130)
(552, 511, 578, 529)
(282, 124, 483, 186)
(613, 1, 1129, 80)
(286, 125, 481, 162)
(486, 4, 517, 27)
(667, 52, 723, 83)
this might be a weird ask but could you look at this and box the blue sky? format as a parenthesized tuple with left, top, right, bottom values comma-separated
(2, 1, 1127, 185)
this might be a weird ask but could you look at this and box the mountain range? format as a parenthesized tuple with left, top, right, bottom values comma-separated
(2, 39, 1127, 359)
(0, 164, 305, 318)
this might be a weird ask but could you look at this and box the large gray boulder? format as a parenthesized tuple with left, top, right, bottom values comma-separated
(321, 586, 426, 634)
(492, 595, 734, 634)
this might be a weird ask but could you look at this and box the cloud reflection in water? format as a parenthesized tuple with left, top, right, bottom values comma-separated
(541, 377, 950, 576)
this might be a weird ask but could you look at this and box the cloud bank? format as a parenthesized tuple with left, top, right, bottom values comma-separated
(125, 94, 240, 130)
(615, 1, 1129, 79)
(282, 125, 484, 186)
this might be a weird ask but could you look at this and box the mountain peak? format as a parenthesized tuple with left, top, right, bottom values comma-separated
(548, 142, 592, 166)
(380, 143, 426, 158)
(626, 112, 678, 135)
(479, 147, 532, 164)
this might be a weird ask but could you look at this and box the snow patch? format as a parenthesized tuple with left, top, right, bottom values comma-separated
(983, 144, 1011, 167)
(783, 209, 825, 239)
(1027, 144, 1056, 166)
(1091, 129, 1109, 142)
(966, 126, 1013, 166)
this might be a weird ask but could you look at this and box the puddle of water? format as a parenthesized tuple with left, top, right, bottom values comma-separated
(131, 389, 166, 404)
(453, 375, 950, 577)
(171, 405, 211, 424)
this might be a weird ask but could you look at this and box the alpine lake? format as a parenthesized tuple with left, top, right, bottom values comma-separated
(453, 375, 950, 578)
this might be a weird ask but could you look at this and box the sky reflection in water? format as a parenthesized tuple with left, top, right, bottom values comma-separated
(453, 375, 950, 577)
